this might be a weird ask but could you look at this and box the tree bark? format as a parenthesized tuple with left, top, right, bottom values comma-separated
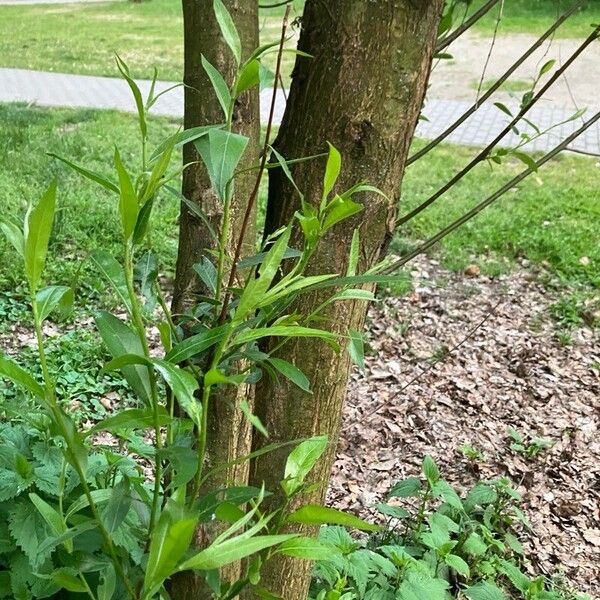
(247, 1, 444, 598)
(170, 1, 259, 597)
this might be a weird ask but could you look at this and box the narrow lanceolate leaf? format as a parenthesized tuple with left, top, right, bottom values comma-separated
(149, 124, 223, 164)
(178, 534, 298, 572)
(347, 228, 360, 276)
(282, 437, 328, 497)
(0, 355, 46, 400)
(35, 286, 73, 322)
(29, 493, 72, 552)
(321, 142, 342, 206)
(234, 326, 338, 347)
(90, 250, 133, 314)
(287, 505, 380, 532)
(348, 329, 366, 373)
(213, 0, 241, 64)
(95, 312, 152, 404)
(165, 325, 228, 364)
(114, 148, 139, 239)
(102, 478, 131, 532)
(200, 55, 232, 121)
(85, 407, 171, 436)
(153, 360, 199, 410)
(195, 128, 248, 201)
(277, 537, 339, 561)
(97, 564, 116, 600)
(239, 399, 268, 438)
(144, 507, 198, 599)
(234, 59, 260, 97)
(267, 357, 311, 393)
(115, 54, 147, 140)
(25, 180, 57, 291)
(48, 153, 119, 193)
(0, 220, 24, 258)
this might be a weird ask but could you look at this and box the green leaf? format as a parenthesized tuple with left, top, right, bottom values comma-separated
(48, 153, 119, 193)
(149, 125, 222, 164)
(102, 478, 131, 532)
(422, 455, 440, 486)
(445, 553, 470, 578)
(237, 246, 302, 270)
(322, 195, 363, 232)
(464, 581, 509, 600)
(95, 311, 152, 404)
(234, 226, 292, 321)
(322, 142, 341, 206)
(281, 436, 328, 496)
(0, 355, 46, 400)
(240, 399, 268, 437)
(90, 250, 132, 314)
(389, 476, 422, 498)
(114, 148, 139, 239)
(346, 228, 360, 276)
(0, 220, 24, 258)
(179, 534, 297, 572)
(28, 493, 70, 551)
(49, 569, 87, 593)
(86, 407, 171, 436)
(464, 483, 498, 510)
(35, 285, 73, 322)
(134, 251, 158, 305)
(201, 55, 232, 121)
(144, 504, 198, 599)
(213, 0, 241, 64)
(194, 256, 217, 294)
(513, 151, 538, 172)
(9, 501, 53, 568)
(116, 54, 147, 140)
(234, 326, 338, 348)
(539, 59, 556, 76)
(432, 479, 463, 510)
(195, 128, 249, 201)
(153, 360, 199, 410)
(277, 536, 338, 560)
(166, 325, 228, 364)
(235, 59, 260, 97)
(348, 329, 366, 373)
(494, 102, 513, 117)
(397, 571, 449, 600)
(65, 489, 112, 520)
(97, 565, 116, 600)
(267, 357, 311, 393)
(287, 505, 379, 532)
(463, 532, 488, 557)
(25, 180, 57, 291)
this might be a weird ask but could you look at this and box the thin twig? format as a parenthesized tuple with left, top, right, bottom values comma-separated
(408, 0, 586, 166)
(387, 107, 600, 274)
(364, 299, 503, 420)
(437, 0, 501, 53)
(398, 24, 600, 227)
(476, 0, 504, 101)
(218, 5, 291, 324)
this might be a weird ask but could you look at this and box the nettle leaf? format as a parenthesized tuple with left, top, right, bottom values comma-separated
(282, 436, 328, 496)
(35, 285, 73, 322)
(201, 55, 232, 121)
(95, 311, 152, 404)
(389, 476, 422, 498)
(25, 180, 57, 291)
(397, 571, 449, 600)
(195, 128, 249, 201)
(464, 581, 509, 600)
(445, 553, 470, 578)
(287, 505, 379, 532)
(90, 250, 133, 314)
(9, 501, 53, 568)
(422, 455, 440, 486)
(267, 357, 311, 393)
(213, 0, 241, 64)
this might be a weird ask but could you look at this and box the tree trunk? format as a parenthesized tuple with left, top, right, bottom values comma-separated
(247, 1, 443, 598)
(170, 1, 259, 597)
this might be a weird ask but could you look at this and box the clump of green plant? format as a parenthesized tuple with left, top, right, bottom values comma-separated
(310, 456, 590, 600)
(458, 442, 487, 462)
(507, 426, 554, 459)
(0, 1, 401, 596)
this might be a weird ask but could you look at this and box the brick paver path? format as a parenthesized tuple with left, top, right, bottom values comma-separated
(0, 67, 597, 155)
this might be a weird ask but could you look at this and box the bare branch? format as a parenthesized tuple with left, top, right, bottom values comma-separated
(398, 24, 600, 227)
(386, 107, 600, 274)
(408, 0, 587, 166)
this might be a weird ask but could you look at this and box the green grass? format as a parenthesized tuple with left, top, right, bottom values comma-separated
(469, 0, 600, 38)
(398, 139, 600, 290)
(0, 103, 180, 302)
(0, 0, 301, 81)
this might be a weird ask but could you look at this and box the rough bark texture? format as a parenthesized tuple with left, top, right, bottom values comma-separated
(247, 2, 444, 598)
(170, 1, 259, 598)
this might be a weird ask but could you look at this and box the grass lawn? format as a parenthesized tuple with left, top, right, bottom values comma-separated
(0, 0, 301, 81)
(469, 0, 600, 38)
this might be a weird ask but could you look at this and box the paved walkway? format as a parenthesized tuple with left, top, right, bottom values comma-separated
(0, 67, 597, 155)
